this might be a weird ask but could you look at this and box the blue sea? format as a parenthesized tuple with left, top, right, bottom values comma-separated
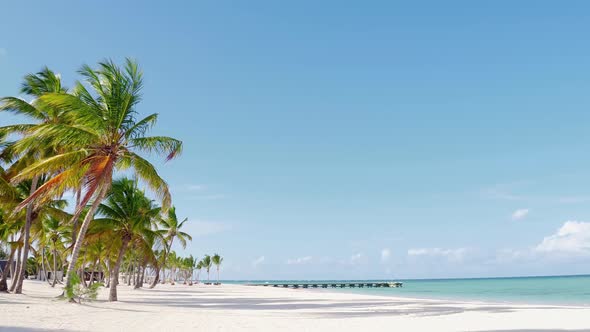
(226, 275, 590, 306)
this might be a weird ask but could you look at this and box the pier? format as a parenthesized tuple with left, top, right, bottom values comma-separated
(247, 282, 403, 289)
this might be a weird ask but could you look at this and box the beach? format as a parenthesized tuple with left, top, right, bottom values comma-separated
(1, 280, 589, 332)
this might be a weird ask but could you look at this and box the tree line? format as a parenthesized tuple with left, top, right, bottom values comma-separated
(0, 59, 222, 302)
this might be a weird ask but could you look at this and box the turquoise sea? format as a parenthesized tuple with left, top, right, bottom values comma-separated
(228, 275, 590, 306)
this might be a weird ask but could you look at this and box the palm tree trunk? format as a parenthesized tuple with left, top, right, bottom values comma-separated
(13, 176, 39, 293)
(64, 186, 108, 301)
(70, 188, 83, 245)
(0, 240, 18, 292)
(10, 245, 22, 292)
(109, 237, 130, 302)
(134, 265, 142, 289)
(217, 267, 220, 284)
(41, 247, 51, 285)
(149, 239, 173, 288)
(141, 266, 146, 285)
(126, 263, 132, 286)
(50, 248, 58, 287)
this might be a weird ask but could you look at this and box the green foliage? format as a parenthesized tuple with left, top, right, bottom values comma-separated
(25, 257, 37, 276)
(0, 247, 7, 260)
(64, 272, 79, 300)
(65, 272, 103, 303)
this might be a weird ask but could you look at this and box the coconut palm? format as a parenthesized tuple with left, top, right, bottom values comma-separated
(195, 260, 203, 284)
(202, 255, 212, 283)
(8, 59, 182, 299)
(0, 68, 67, 294)
(212, 254, 223, 284)
(92, 178, 161, 301)
(150, 207, 191, 288)
(35, 217, 70, 287)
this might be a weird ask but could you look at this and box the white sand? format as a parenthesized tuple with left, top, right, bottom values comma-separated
(1, 280, 589, 332)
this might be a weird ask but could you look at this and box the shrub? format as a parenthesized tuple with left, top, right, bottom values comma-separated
(65, 272, 103, 303)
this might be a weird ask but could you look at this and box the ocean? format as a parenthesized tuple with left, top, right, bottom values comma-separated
(226, 275, 590, 306)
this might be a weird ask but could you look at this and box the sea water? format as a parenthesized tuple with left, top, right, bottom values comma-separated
(228, 275, 590, 306)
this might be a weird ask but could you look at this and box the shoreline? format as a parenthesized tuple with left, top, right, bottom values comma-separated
(1, 280, 590, 331)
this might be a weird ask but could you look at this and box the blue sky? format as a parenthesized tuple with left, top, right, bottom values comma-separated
(2, 1, 590, 280)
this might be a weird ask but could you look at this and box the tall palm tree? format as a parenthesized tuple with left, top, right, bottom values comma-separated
(202, 255, 212, 283)
(9, 59, 182, 299)
(0, 68, 67, 294)
(150, 206, 191, 288)
(212, 254, 223, 284)
(92, 178, 160, 301)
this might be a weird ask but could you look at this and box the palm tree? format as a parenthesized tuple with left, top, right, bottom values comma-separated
(202, 255, 212, 283)
(195, 260, 203, 284)
(0, 67, 67, 294)
(212, 254, 223, 284)
(8, 59, 182, 300)
(92, 178, 160, 301)
(150, 207, 191, 288)
(36, 217, 70, 287)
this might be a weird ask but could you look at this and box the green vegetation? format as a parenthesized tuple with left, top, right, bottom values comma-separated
(0, 59, 224, 301)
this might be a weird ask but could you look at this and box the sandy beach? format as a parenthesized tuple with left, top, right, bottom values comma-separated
(0, 281, 589, 332)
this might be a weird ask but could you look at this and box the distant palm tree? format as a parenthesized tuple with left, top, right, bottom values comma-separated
(212, 254, 223, 284)
(151, 207, 191, 288)
(202, 255, 212, 283)
(36, 217, 70, 287)
(93, 178, 160, 301)
(195, 260, 203, 284)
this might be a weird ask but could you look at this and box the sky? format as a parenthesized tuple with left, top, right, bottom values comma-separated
(1, 1, 590, 280)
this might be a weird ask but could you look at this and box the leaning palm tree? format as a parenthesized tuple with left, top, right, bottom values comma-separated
(92, 178, 160, 301)
(0, 67, 67, 294)
(10, 59, 182, 300)
(212, 254, 223, 284)
(150, 207, 191, 288)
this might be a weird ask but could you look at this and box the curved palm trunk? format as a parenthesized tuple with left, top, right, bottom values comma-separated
(148, 266, 160, 288)
(109, 237, 130, 302)
(0, 240, 18, 292)
(13, 176, 39, 294)
(64, 186, 108, 301)
(9, 246, 22, 292)
(217, 267, 220, 284)
(149, 238, 174, 288)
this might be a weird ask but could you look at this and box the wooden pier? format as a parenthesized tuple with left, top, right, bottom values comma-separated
(247, 282, 403, 289)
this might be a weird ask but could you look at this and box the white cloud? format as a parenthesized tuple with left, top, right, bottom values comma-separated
(350, 253, 363, 264)
(286, 256, 312, 265)
(535, 221, 590, 254)
(189, 194, 226, 200)
(511, 208, 530, 220)
(252, 256, 265, 267)
(483, 183, 527, 201)
(380, 248, 391, 263)
(187, 184, 206, 191)
(407, 248, 467, 262)
(557, 196, 590, 204)
(186, 220, 232, 237)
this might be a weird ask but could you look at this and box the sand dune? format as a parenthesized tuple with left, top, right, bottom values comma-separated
(0, 280, 589, 331)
